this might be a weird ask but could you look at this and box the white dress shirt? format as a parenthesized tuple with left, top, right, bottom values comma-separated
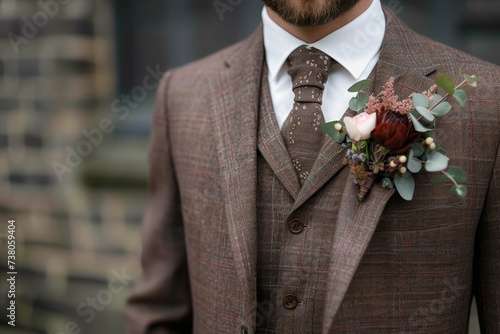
(262, 0, 386, 128)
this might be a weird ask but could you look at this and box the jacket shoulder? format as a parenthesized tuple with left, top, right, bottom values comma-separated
(414, 32, 500, 81)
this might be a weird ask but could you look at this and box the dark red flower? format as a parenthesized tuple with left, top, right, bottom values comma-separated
(371, 107, 420, 154)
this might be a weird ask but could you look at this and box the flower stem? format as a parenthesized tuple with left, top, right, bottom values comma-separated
(440, 170, 459, 187)
(428, 80, 467, 112)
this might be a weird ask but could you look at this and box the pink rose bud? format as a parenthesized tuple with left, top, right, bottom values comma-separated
(343, 112, 377, 141)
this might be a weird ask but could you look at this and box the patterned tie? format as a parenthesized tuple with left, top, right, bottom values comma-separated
(281, 46, 333, 185)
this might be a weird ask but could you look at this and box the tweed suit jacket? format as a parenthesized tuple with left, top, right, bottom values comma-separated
(126, 7, 500, 334)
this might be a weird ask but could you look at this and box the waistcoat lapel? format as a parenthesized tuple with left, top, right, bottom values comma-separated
(258, 64, 302, 199)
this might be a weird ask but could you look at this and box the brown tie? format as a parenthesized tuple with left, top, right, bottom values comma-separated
(281, 46, 333, 185)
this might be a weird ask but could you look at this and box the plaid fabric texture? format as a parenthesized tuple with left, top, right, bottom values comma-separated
(126, 7, 500, 334)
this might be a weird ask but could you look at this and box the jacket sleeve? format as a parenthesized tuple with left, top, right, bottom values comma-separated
(475, 140, 500, 333)
(126, 72, 193, 334)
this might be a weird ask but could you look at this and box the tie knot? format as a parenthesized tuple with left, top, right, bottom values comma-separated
(287, 46, 332, 90)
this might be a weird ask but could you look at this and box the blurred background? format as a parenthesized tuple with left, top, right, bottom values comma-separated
(0, 0, 498, 333)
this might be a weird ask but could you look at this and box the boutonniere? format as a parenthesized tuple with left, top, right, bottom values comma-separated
(323, 74, 478, 202)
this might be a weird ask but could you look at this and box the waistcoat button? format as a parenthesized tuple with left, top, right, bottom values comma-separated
(283, 294, 299, 309)
(288, 219, 304, 234)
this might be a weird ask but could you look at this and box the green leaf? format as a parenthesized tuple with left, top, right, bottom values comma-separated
(432, 174, 450, 185)
(407, 149, 423, 173)
(322, 121, 346, 143)
(409, 113, 432, 133)
(425, 151, 449, 172)
(448, 166, 468, 183)
(382, 177, 394, 189)
(410, 143, 425, 157)
(349, 93, 369, 113)
(436, 75, 456, 95)
(431, 102, 452, 117)
(450, 185, 468, 198)
(464, 74, 478, 87)
(434, 146, 447, 155)
(416, 106, 435, 122)
(433, 166, 468, 185)
(348, 79, 372, 93)
(412, 93, 429, 109)
(349, 97, 358, 112)
(394, 173, 415, 201)
(430, 94, 443, 107)
(453, 89, 468, 107)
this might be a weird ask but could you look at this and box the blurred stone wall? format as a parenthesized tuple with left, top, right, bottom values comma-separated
(0, 1, 141, 333)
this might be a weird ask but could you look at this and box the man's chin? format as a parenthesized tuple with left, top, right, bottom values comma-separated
(264, 0, 362, 28)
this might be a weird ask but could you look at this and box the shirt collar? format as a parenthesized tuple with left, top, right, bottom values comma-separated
(262, 0, 386, 81)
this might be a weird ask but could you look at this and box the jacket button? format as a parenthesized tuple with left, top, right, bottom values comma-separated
(288, 219, 304, 234)
(282, 294, 299, 309)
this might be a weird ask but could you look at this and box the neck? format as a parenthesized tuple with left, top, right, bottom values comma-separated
(266, 0, 372, 43)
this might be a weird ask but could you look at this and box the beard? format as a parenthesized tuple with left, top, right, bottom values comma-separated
(263, 0, 363, 27)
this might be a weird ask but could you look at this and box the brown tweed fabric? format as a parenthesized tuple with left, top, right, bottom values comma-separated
(126, 7, 500, 334)
(256, 63, 349, 333)
(281, 46, 333, 185)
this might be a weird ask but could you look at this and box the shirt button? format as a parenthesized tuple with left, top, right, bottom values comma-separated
(282, 294, 299, 309)
(288, 219, 304, 234)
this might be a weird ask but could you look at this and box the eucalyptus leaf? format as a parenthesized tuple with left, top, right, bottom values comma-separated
(450, 185, 468, 198)
(412, 93, 429, 109)
(436, 75, 456, 95)
(426, 130, 436, 140)
(354, 93, 370, 113)
(429, 94, 443, 107)
(432, 166, 468, 185)
(409, 113, 432, 133)
(407, 149, 423, 173)
(425, 151, 449, 172)
(449, 166, 468, 183)
(432, 173, 451, 185)
(382, 177, 394, 189)
(434, 147, 447, 155)
(394, 173, 415, 201)
(431, 102, 452, 117)
(410, 143, 425, 156)
(464, 74, 478, 87)
(349, 97, 359, 112)
(453, 89, 468, 107)
(348, 79, 372, 93)
(322, 121, 346, 143)
(416, 106, 435, 122)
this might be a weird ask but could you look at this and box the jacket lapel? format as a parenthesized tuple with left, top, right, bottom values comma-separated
(321, 8, 438, 332)
(321, 181, 396, 333)
(208, 27, 264, 321)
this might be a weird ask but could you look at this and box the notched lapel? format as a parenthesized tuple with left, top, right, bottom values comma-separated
(322, 182, 396, 334)
(320, 8, 439, 332)
(208, 27, 264, 317)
